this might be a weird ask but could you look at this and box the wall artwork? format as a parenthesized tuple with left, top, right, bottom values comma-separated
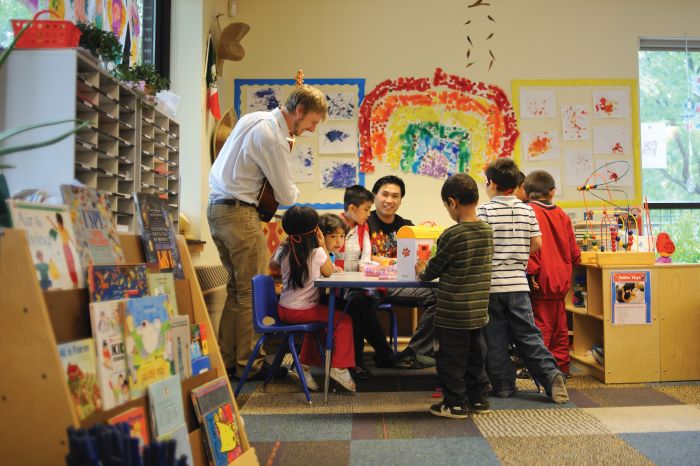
(641, 122, 668, 169)
(565, 148, 593, 186)
(320, 160, 357, 189)
(318, 123, 358, 155)
(358, 68, 518, 180)
(562, 104, 590, 141)
(291, 143, 314, 183)
(325, 92, 356, 120)
(522, 131, 560, 161)
(593, 126, 632, 155)
(246, 86, 287, 113)
(593, 90, 631, 119)
(520, 89, 556, 119)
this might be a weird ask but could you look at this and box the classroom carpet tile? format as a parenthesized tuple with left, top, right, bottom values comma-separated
(244, 413, 352, 441)
(350, 437, 501, 466)
(566, 388, 602, 408)
(651, 384, 700, 405)
(584, 405, 700, 433)
(487, 389, 572, 410)
(577, 387, 684, 407)
(619, 431, 700, 466)
(487, 434, 655, 466)
(254, 440, 351, 466)
(472, 408, 609, 437)
(351, 412, 482, 440)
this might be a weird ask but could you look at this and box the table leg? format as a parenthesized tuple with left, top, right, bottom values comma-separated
(323, 289, 335, 405)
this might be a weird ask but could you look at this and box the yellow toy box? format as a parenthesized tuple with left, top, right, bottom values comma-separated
(396, 225, 444, 281)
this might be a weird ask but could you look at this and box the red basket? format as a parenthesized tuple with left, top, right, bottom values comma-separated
(11, 9, 82, 49)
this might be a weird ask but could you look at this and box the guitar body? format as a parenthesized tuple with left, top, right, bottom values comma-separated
(257, 179, 280, 222)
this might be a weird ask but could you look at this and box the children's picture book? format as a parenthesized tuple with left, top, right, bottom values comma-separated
(57, 338, 102, 420)
(190, 322, 211, 375)
(148, 375, 193, 465)
(147, 272, 178, 316)
(122, 295, 174, 397)
(134, 193, 184, 279)
(170, 315, 192, 380)
(6, 200, 84, 290)
(190, 376, 233, 422)
(88, 264, 149, 302)
(202, 402, 244, 464)
(107, 406, 150, 453)
(158, 424, 194, 466)
(89, 299, 130, 410)
(60, 185, 125, 269)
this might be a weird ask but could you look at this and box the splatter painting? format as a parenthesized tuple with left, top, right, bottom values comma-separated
(561, 105, 590, 141)
(325, 92, 355, 120)
(318, 123, 357, 155)
(564, 149, 593, 186)
(593, 126, 631, 155)
(641, 122, 667, 169)
(290, 143, 314, 183)
(320, 160, 356, 189)
(246, 86, 286, 113)
(358, 68, 518, 180)
(522, 131, 559, 161)
(593, 90, 630, 119)
(595, 159, 633, 187)
(520, 89, 556, 119)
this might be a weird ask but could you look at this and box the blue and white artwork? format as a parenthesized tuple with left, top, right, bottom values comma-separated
(325, 92, 355, 120)
(246, 86, 286, 114)
(318, 122, 357, 155)
(291, 143, 314, 183)
(320, 160, 356, 189)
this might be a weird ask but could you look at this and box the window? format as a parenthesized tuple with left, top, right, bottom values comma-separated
(639, 38, 700, 262)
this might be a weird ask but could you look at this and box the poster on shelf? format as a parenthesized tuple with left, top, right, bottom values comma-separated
(610, 270, 651, 325)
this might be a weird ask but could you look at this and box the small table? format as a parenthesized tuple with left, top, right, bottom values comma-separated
(314, 272, 438, 404)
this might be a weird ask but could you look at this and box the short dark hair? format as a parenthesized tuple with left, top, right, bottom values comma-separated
(318, 213, 348, 235)
(343, 184, 374, 211)
(524, 170, 556, 200)
(441, 173, 479, 206)
(517, 171, 526, 187)
(371, 175, 406, 198)
(485, 158, 519, 191)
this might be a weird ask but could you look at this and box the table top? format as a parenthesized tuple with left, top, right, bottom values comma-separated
(314, 271, 438, 288)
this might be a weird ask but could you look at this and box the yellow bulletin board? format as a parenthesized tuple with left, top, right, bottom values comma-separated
(512, 79, 642, 209)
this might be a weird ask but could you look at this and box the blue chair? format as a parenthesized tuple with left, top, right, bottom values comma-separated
(343, 290, 399, 354)
(235, 275, 326, 404)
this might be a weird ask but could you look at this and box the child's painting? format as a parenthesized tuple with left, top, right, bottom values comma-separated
(318, 123, 358, 155)
(245, 86, 286, 114)
(522, 131, 560, 161)
(641, 122, 668, 169)
(401, 122, 470, 178)
(561, 105, 590, 141)
(291, 143, 314, 183)
(595, 159, 634, 186)
(325, 92, 356, 120)
(564, 148, 593, 186)
(593, 126, 632, 155)
(320, 160, 356, 189)
(593, 90, 630, 119)
(520, 89, 556, 119)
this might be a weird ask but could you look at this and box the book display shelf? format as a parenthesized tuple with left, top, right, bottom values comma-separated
(0, 229, 258, 465)
(565, 263, 700, 383)
(0, 48, 180, 232)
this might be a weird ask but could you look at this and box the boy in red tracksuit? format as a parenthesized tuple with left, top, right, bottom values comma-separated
(524, 171, 581, 375)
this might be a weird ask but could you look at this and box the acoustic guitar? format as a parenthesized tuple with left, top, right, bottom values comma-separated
(257, 178, 280, 222)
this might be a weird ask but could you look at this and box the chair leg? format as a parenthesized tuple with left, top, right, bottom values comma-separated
(313, 333, 325, 366)
(390, 310, 398, 353)
(288, 334, 312, 405)
(263, 337, 290, 389)
(235, 335, 267, 397)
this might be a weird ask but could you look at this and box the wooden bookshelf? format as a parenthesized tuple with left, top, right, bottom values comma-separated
(0, 228, 258, 465)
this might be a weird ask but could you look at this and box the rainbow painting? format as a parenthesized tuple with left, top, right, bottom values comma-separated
(358, 68, 518, 179)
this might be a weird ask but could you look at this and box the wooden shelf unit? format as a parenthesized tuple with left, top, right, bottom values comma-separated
(0, 229, 257, 465)
(566, 262, 700, 383)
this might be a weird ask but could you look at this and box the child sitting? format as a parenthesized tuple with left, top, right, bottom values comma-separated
(270, 206, 356, 392)
(318, 213, 347, 272)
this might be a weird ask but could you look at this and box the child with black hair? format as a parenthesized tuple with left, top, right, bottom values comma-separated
(514, 170, 528, 202)
(416, 173, 494, 419)
(318, 213, 347, 272)
(271, 206, 356, 392)
(477, 158, 568, 404)
(336, 185, 373, 271)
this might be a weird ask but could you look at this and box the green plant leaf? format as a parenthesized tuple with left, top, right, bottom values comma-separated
(0, 22, 30, 69)
(0, 119, 90, 157)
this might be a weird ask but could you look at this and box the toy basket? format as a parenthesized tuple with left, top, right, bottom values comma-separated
(11, 9, 81, 49)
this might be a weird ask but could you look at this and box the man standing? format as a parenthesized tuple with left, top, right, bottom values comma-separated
(368, 176, 437, 368)
(208, 84, 328, 380)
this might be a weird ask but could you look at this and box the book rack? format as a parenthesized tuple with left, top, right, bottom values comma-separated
(0, 228, 258, 465)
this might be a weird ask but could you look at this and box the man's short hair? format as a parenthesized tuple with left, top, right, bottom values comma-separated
(485, 158, 519, 190)
(524, 170, 556, 200)
(371, 175, 406, 198)
(285, 84, 328, 117)
(441, 173, 479, 206)
(344, 185, 374, 211)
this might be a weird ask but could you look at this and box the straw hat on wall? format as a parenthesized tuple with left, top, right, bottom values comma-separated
(211, 108, 237, 163)
(216, 22, 250, 77)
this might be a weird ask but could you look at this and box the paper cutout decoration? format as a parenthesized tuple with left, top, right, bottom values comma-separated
(318, 123, 358, 155)
(358, 68, 518, 179)
(641, 122, 668, 169)
(593, 126, 632, 155)
(522, 131, 560, 161)
(520, 89, 556, 118)
(320, 160, 357, 189)
(291, 143, 314, 183)
(564, 149, 593, 186)
(561, 105, 590, 141)
(593, 90, 630, 119)
(325, 92, 356, 120)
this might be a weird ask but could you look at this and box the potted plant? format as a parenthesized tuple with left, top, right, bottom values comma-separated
(76, 22, 122, 68)
(113, 63, 170, 97)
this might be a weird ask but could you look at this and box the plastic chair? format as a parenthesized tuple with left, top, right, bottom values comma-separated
(343, 290, 399, 354)
(235, 275, 326, 404)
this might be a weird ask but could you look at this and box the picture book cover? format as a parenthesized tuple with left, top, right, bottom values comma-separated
(190, 322, 211, 375)
(170, 315, 192, 380)
(122, 295, 174, 397)
(60, 185, 125, 269)
(107, 406, 150, 452)
(6, 200, 84, 290)
(57, 338, 102, 420)
(190, 376, 232, 421)
(147, 375, 185, 438)
(134, 192, 184, 279)
(88, 264, 149, 302)
(89, 299, 130, 410)
(158, 424, 193, 466)
(203, 402, 243, 464)
(147, 272, 178, 316)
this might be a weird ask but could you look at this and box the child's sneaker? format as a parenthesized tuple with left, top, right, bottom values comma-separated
(290, 365, 319, 391)
(330, 367, 356, 392)
(429, 401, 469, 419)
(549, 373, 569, 404)
(468, 400, 491, 414)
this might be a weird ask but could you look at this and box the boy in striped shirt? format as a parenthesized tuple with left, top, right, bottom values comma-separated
(477, 159, 568, 404)
(416, 173, 494, 419)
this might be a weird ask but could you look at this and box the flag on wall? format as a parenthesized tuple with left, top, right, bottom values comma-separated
(206, 33, 222, 121)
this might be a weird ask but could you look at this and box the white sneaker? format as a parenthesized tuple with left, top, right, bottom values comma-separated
(290, 365, 319, 391)
(330, 368, 356, 392)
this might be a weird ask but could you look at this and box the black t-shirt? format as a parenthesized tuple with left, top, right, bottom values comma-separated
(367, 210, 414, 258)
